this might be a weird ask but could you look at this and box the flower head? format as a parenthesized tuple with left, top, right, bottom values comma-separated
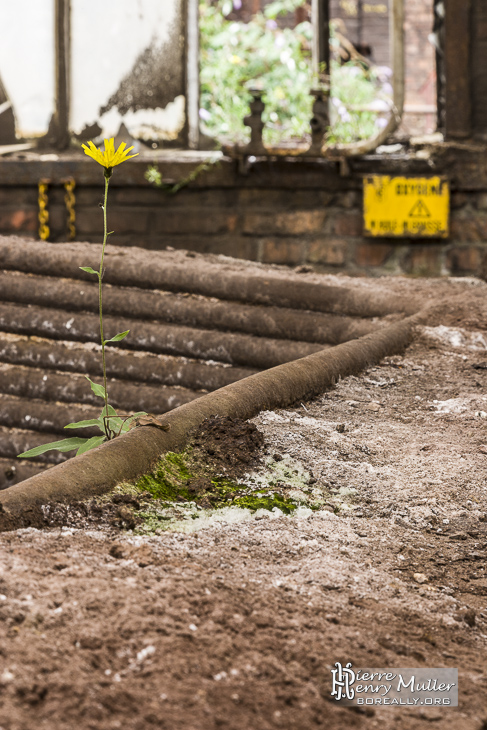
(82, 138, 138, 177)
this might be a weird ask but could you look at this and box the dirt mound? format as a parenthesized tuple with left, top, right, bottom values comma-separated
(189, 415, 264, 471)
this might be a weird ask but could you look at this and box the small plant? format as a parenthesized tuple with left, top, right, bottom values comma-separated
(145, 154, 221, 194)
(19, 138, 146, 460)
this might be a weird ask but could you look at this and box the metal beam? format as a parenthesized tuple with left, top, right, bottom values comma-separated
(444, 0, 472, 139)
(312, 0, 330, 81)
(186, 0, 200, 149)
(40, 0, 71, 149)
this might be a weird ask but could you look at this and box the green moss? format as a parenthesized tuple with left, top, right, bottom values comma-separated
(135, 451, 195, 501)
(207, 477, 297, 513)
(114, 445, 332, 534)
(127, 448, 301, 521)
(231, 493, 297, 514)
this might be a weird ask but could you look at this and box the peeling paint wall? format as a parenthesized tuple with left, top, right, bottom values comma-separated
(71, 0, 186, 142)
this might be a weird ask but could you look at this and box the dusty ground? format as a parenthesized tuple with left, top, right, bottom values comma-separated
(2, 275, 487, 729)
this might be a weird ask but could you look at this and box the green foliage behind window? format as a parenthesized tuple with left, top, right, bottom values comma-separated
(199, 0, 392, 146)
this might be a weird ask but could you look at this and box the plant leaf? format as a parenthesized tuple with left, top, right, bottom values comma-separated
(96, 404, 122, 434)
(79, 266, 98, 275)
(64, 418, 101, 429)
(105, 330, 129, 344)
(85, 376, 106, 399)
(99, 403, 118, 419)
(18, 437, 89, 459)
(76, 435, 106, 455)
(105, 417, 123, 433)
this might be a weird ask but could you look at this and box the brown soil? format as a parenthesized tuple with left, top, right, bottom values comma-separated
(2, 275, 487, 729)
(189, 415, 264, 472)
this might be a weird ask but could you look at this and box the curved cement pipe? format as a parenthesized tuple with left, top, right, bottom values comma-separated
(0, 272, 379, 346)
(0, 240, 418, 317)
(0, 310, 427, 530)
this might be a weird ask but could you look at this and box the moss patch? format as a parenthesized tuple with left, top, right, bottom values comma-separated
(135, 451, 195, 502)
(119, 448, 301, 533)
(112, 416, 341, 534)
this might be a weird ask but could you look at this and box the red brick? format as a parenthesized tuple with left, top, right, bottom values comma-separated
(402, 246, 442, 276)
(450, 192, 469, 209)
(133, 234, 259, 260)
(307, 238, 347, 266)
(238, 189, 333, 208)
(336, 191, 361, 209)
(0, 208, 37, 232)
(152, 209, 237, 235)
(329, 211, 363, 237)
(446, 246, 482, 274)
(243, 211, 325, 236)
(260, 238, 304, 265)
(355, 242, 395, 267)
(77, 206, 150, 234)
(0, 188, 37, 205)
(450, 215, 487, 242)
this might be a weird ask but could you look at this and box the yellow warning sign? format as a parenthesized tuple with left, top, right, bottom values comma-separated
(363, 175, 449, 238)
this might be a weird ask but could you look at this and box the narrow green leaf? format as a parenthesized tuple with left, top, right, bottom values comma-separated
(79, 266, 98, 275)
(76, 435, 106, 455)
(18, 437, 88, 459)
(105, 330, 130, 344)
(99, 403, 118, 419)
(85, 376, 106, 399)
(64, 418, 101, 429)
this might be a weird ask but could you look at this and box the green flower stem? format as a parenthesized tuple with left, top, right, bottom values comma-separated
(99, 174, 110, 437)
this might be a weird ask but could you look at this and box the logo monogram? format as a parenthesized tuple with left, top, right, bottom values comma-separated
(331, 662, 356, 700)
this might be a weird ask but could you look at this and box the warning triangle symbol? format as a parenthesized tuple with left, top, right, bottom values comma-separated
(408, 199, 431, 218)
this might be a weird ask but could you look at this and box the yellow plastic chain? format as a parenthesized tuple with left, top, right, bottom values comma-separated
(64, 177, 76, 240)
(38, 179, 50, 241)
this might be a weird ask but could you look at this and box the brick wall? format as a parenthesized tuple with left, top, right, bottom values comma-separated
(1, 150, 487, 278)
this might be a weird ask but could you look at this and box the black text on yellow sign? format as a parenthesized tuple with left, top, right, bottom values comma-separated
(363, 175, 450, 238)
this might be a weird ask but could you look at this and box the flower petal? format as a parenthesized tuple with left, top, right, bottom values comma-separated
(82, 136, 138, 169)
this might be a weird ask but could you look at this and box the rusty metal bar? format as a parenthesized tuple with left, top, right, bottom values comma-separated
(40, 0, 71, 149)
(444, 0, 472, 139)
(312, 0, 330, 82)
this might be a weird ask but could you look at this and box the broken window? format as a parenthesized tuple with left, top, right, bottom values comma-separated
(0, 0, 437, 151)
(0, 0, 55, 143)
(0, 0, 190, 148)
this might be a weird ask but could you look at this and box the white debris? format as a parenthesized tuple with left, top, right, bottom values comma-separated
(423, 325, 487, 351)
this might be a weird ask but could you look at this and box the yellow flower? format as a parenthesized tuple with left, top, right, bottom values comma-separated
(82, 137, 138, 175)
